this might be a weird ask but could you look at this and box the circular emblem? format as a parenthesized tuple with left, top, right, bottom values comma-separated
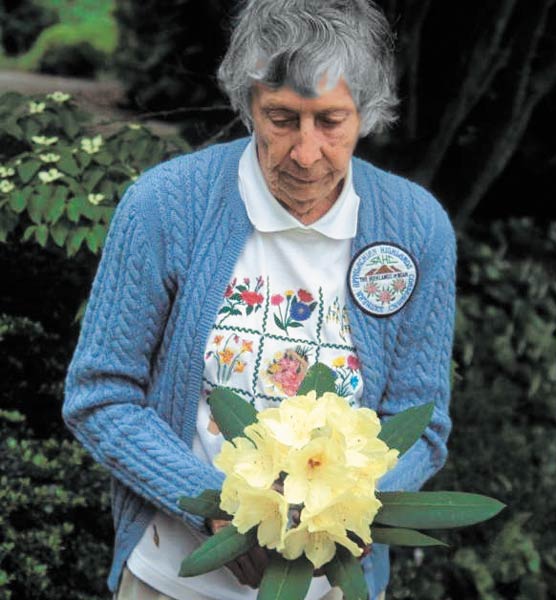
(348, 242, 418, 317)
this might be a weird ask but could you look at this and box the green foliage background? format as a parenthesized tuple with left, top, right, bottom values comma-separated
(1, 93, 555, 599)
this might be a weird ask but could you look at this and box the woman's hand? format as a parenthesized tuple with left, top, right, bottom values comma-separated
(207, 518, 269, 588)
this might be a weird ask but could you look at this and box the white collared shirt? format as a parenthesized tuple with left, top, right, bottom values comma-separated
(128, 138, 363, 600)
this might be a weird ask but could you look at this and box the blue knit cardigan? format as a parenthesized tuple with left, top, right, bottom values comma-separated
(63, 137, 456, 598)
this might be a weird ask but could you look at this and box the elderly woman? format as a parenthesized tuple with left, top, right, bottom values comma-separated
(63, 1, 456, 599)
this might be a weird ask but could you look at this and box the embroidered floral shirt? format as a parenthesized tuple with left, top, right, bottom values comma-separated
(128, 138, 363, 600)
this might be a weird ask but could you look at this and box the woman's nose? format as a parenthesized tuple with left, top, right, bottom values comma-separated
(290, 122, 323, 168)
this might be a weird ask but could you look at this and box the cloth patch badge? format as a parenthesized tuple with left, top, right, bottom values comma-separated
(349, 242, 418, 317)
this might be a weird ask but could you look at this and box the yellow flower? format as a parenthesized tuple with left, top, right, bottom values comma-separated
(257, 391, 326, 449)
(302, 491, 380, 546)
(47, 91, 71, 103)
(0, 167, 15, 178)
(29, 101, 46, 114)
(283, 435, 347, 512)
(80, 135, 103, 154)
(219, 348, 234, 365)
(285, 289, 295, 297)
(331, 356, 346, 368)
(231, 487, 289, 550)
(32, 136, 58, 146)
(39, 153, 60, 163)
(0, 180, 15, 194)
(215, 423, 286, 490)
(282, 520, 361, 568)
(234, 361, 246, 373)
(88, 193, 105, 205)
(38, 169, 63, 183)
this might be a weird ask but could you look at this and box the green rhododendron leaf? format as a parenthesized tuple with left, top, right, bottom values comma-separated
(375, 491, 506, 529)
(372, 527, 448, 547)
(297, 362, 336, 397)
(258, 554, 313, 600)
(179, 526, 256, 577)
(378, 402, 434, 456)
(177, 490, 230, 520)
(209, 388, 257, 440)
(324, 546, 368, 600)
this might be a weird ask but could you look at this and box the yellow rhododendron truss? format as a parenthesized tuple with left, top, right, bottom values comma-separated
(213, 391, 399, 567)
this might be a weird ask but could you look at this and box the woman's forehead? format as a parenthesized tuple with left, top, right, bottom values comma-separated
(252, 79, 358, 113)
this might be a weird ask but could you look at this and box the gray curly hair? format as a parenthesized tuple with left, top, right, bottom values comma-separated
(217, 0, 398, 137)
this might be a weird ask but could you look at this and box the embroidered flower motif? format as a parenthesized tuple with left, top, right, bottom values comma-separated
(379, 290, 393, 304)
(263, 347, 311, 397)
(206, 333, 255, 384)
(241, 339, 254, 353)
(332, 356, 346, 368)
(347, 355, 360, 371)
(365, 283, 379, 296)
(297, 289, 314, 303)
(325, 297, 352, 342)
(333, 353, 362, 401)
(273, 288, 317, 335)
(393, 279, 407, 292)
(271, 294, 284, 306)
(217, 276, 265, 324)
(234, 361, 246, 373)
(290, 301, 312, 322)
(241, 290, 264, 306)
(219, 348, 235, 365)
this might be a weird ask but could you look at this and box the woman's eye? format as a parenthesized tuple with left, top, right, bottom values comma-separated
(271, 119, 296, 128)
(320, 118, 343, 128)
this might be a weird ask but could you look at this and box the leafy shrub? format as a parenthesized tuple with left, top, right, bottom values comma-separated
(389, 219, 556, 599)
(0, 91, 189, 257)
(113, 0, 231, 112)
(0, 0, 57, 57)
(0, 405, 112, 600)
(0, 0, 116, 75)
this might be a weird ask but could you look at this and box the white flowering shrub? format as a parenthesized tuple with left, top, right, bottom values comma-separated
(0, 91, 190, 256)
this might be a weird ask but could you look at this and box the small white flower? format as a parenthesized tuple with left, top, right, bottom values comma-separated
(47, 91, 71, 103)
(39, 153, 61, 163)
(87, 193, 105, 205)
(131, 175, 138, 182)
(127, 123, 142, 130)
(80, 135, 103, 154)
(32, 136, 59, 146)
(0, 180, 15, 193)
(0, 166, 15, 178)
(38, 168, 64, 183)
(29, 101, 46, 114)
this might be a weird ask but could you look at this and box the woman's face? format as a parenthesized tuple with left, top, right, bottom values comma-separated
(250, 78, 361, 224)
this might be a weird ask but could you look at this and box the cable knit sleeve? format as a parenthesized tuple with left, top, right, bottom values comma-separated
(63, 179, 224, 526)
(377, 200, 457, 492)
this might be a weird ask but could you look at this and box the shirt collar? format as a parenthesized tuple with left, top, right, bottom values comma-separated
(238, 137, 360, 239)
